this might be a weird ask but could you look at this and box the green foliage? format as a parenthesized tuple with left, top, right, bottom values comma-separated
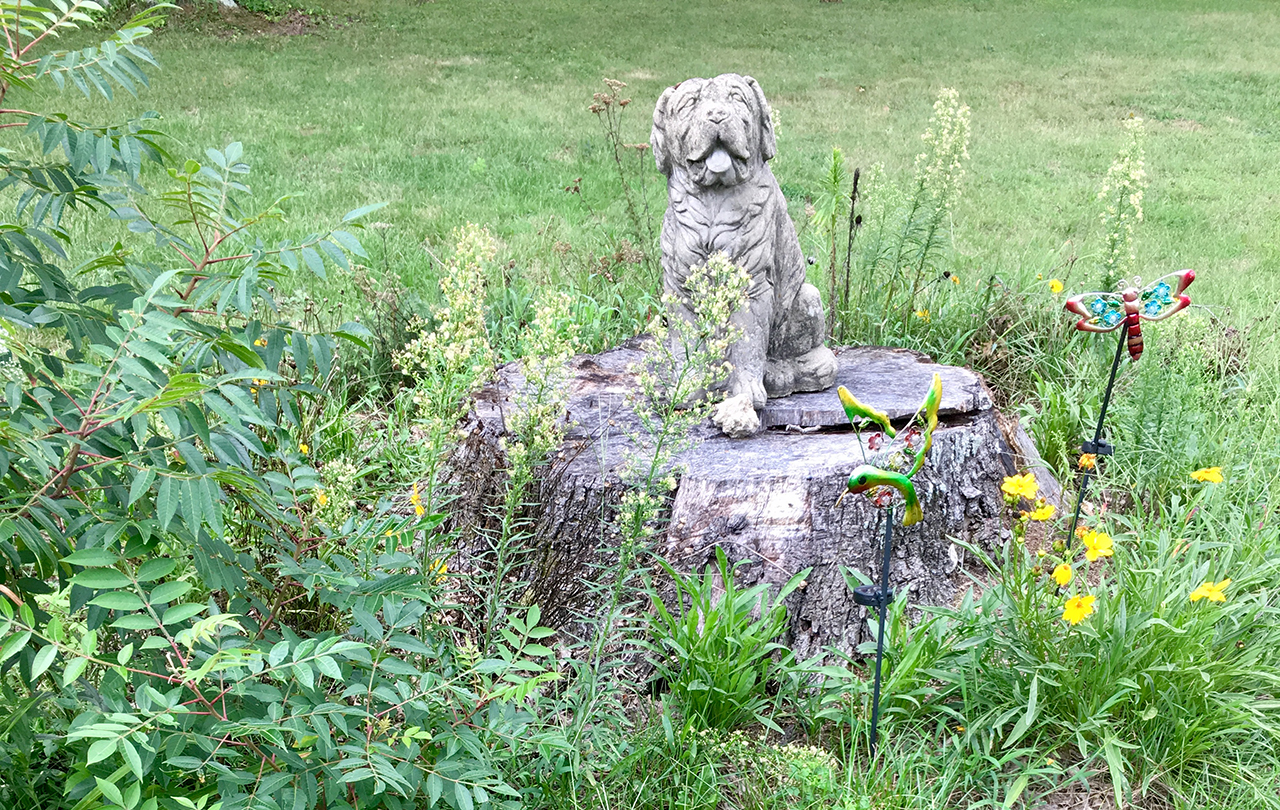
(828, 88, 971, 347)
(1, 537, 564, 809)
(645, 547, 810, 732)
(1017, 375, 1097, 482)
(896, 496, 1280, 806)
(604, 726, 846, 810)
(2, 4, 1279, 809)
(0, 8, 565, 809)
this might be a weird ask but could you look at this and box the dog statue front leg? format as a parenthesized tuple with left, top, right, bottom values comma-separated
(725, 284, 772, 410)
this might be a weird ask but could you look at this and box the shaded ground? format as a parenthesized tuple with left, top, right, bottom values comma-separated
(159, 2, 339, 38)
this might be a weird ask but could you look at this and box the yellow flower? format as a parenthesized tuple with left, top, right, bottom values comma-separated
(1081, 530, 1113, 562)
(954, 725, 965, 733)
(1062, 594, 1096, 625)
(316, 489, 328, 508)
(254, 337, 268, 347)
(1189, 578, 1230, 603)
(1001, 473, 1039, 500)
(915, 309, 931, 323)
(410, 481, 425, 517)
(1078, 453, 1097, 470)
(1052, 564, 1073, 587)
(429, 559, 448, 585)
(950, 274, 960, 285)
(385, 529, 395, 537)
(1046, 757, 1056, 767)
(1049, 279, 1064, 294)
(1027, 501, 1055, 521)
(1190, 466, 1223, 483)
(299, 443, 309, 455)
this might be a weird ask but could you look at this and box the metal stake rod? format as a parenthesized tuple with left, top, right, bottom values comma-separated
(1065, 327, 1128, 547)
(869, 504, 893, 754)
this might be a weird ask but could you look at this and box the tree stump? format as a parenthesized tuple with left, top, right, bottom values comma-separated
(449, 340, 1056, 658)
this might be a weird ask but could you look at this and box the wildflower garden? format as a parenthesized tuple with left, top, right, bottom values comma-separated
(1, 2, 1279, 809)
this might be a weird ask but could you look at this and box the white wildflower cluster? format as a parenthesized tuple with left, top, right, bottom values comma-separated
(393, 223, 496, 421)
(653, 251, 752, 402)
(617, 489, 663, 541)
(505, 290, 580, 476)
(618, 252, 749, 539)
(1098, 116, 1146, 289)
(628, 252, 750, 476)
(912, 87, 971, 210)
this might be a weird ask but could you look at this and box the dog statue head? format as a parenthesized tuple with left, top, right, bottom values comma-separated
(651, 73, 777, 188)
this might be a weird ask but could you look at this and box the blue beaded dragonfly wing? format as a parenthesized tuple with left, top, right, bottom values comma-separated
(1136, 270, 1196, 320)
(1065, 290, 1128, 333)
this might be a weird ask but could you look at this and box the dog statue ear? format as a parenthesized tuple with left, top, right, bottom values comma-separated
(744, 76, 776, 163)
(651, 85, 677, 176)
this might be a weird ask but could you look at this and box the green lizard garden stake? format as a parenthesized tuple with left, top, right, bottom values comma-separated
(836, 372, 941, 753)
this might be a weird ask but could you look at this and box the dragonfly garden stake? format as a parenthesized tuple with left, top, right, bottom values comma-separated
(1062, 270, 1195, 544)
(835, 373, 941, 754)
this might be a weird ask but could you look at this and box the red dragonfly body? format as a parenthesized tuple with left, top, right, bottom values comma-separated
(1065, 270, 1195, 362)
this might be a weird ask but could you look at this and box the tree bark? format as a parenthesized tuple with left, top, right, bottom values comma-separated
(447, 341, 1056, 658)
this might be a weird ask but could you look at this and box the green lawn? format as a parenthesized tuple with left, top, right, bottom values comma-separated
(53, 0, 1280, 318)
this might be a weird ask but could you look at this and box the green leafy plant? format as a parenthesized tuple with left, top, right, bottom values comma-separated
(588, 78, 660, 282)
(0, 7, 568, 808)
(834, 87, 971, 347)
(645, 547, 810, 732)
(911, 495, 1280, 806)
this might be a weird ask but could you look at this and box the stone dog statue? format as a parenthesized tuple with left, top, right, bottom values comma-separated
(651, 74, 837, 432)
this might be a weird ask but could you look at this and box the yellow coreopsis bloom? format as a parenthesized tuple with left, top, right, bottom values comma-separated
(1081, 530, 1113, 562)
(1001, 473, 1039, 500)
(1052, 564, 1073, 586)
(1062, 594, 1096, 625)
(1190, 467, 1223, 483)
(1027, 502, 1055, 521)
(1189, 578, 1230, 603)
(1049, 279, 1064, 294)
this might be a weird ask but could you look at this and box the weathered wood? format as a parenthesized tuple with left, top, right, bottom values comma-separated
(448, 341, 1054, 658)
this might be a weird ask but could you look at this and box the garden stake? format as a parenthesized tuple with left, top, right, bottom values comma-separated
(1063, 270, 1196, 546)
(1064, 326, 1126, 546)
(837, 374, 942, 755)
(868, 506, 893, 754)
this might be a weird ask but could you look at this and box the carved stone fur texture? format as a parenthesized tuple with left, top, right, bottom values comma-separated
(651, 73, 838, 410)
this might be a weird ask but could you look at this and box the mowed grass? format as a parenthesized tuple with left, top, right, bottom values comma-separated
(43, 0, 1280, 320)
